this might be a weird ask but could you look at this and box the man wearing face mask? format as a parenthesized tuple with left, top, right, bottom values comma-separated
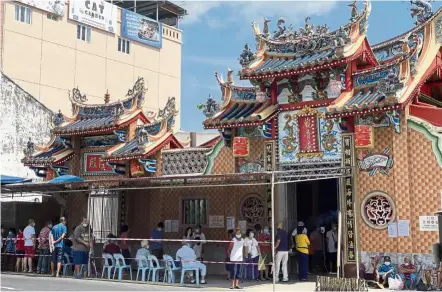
(192, 224, 206, 261)
(72, 217, 91, 278)
(36, 220, 52, 274)
(376, 256, 396, 287)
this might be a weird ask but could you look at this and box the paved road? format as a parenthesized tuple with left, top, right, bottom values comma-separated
(0, 274, 210, 291)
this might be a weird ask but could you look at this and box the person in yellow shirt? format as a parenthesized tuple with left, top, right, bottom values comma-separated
(295, 226, 310, 281)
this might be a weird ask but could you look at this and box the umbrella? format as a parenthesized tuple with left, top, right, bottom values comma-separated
(47, 175, 85, 184)
(0, 175, 31, 185)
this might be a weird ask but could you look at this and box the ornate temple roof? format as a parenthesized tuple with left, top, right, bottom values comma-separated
(239, 0, 376, 79)
(22, 137, 74, 167)
(201, 71, 278, 129)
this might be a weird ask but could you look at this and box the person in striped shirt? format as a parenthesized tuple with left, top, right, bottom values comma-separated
(37, 221, 52, 274)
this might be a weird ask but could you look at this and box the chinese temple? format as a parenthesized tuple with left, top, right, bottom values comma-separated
(14, 0, 442, 277)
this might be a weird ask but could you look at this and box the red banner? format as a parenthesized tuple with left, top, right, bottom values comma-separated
(233, 137, 249, 157)
(298, 116, 319, 152)
(84, 153, 113, 174)
(355, 125, 374, 148)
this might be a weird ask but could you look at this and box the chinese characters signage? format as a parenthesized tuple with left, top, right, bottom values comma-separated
(355, 125, 374, 148)
(419, 216, 439, 231)
(209, 215, 224, 228)
(69, 0, 117, 33)
(233, 137, 249, 157)
(121, 9, 162, 49)
(130, 160, 144, 177)
(83, 152, 113, 175)
(342, 134, 356, 262)
(264, 141, 275, 171)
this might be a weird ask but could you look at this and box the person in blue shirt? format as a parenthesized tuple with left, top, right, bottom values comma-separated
(150, 222, 164, 260)
(50, 217, 67, 277)
(376, 256, 396, 287)
(275, 222, 289, 282)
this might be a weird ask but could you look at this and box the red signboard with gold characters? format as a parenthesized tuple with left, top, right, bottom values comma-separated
(355, 125, 374, 148)
(83, 152, 113, 175)
(233, 137, 249, 157)
(130, 160, 144, 177)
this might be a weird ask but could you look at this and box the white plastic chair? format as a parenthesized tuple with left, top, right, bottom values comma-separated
(163, 254, 181, 283)
(113, 253, 132, 280)
(147, 255, 165, 282)
(135, 255, 150, 281)
(101, 253, 115, 279)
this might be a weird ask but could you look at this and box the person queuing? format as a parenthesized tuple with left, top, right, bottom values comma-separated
(176, 240, 207, 284)
(183, 227, 193, 240)
(326, 223, 338, 274)
(135, 240, 150, 259)
(36, 221, 52, 274)
(15, 227, 25, 272)
(23, 219, 36, 273)
(309, 227, 324, 273)
(5, 228, 16, 271)
(257, 225, 271, 281)
(72, 217, 91, 279)
(150, 222, 164, 259)
(229, 228, 245, 289)
(295, 225, 310, 281)
(192, 224, 206, 261)
(50, 217, 67, 277)
(275, 222, 289, 282)
(225, 229, 234, 280)
(120, 224, 131, 265)
(245, 229, 260, 281)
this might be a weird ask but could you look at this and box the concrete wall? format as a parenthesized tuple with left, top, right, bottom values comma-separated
(0, 71, 53, 179)
(0, 1, 182, 129)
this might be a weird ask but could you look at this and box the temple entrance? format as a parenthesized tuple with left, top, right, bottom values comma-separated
(286, 178, 340, 275)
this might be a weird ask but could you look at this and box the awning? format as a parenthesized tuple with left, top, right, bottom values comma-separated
(0, 175, 31, 185)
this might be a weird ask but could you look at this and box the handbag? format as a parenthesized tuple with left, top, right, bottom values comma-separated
(388, 274, 404, 290)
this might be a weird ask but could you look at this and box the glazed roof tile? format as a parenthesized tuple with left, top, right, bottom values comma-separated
(53, 116, 115, 135)
(23, 146, 74, 166)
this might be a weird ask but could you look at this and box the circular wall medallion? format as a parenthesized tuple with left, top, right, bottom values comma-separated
(361, 191, 396, 229)
(241, 195, 264, 224)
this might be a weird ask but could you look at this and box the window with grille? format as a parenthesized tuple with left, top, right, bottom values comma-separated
(118, 38, 130, 54)
(181, 199, 208, 225)
(15, 5, 31, 24)
(88, 188, 119, 243)
(77, 24, 91, 43)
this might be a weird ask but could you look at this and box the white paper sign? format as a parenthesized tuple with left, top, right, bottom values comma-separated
(388, 222, 398, 238)
(69, 0, 117, 33)
(17, 0, 65, 16)
(171, 220, 179, 233)
(398, 220, 410, 237)
(238, 221, 247, 234)
(209, 215, 224, 228)
(164, 220, 172, 233)
(226, 216, 235, 230)
(419, 216, 438, 231)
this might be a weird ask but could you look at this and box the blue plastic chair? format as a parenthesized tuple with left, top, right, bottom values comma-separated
(62, 253, 73, 276)
(163, 254, 181, 283)
(101, 253, 115, 279)
(135, 255, 150, 281)
(113, 253, 133, 280)
(180, 262, 200, 285)
(147, 255, 165, 282)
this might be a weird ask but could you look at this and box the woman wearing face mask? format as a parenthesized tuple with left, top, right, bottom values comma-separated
(229, 228, 245, 289)
(183, 227, 193, 240)
(245, 229, 260, 281)
(257, 226, 271, 280)
(192, 225, 206, 261)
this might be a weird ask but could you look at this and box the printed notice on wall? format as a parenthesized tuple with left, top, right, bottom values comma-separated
(388, 222, 398, 238)
(165, 220, 172, 233)
(171, 220, 179, 233)
(226, 217, 235, 230)
(209, 216, 224, 228)
(419, 216, 438, 231)
(398, 220, 410, 237)
(238, 221, 247, 234)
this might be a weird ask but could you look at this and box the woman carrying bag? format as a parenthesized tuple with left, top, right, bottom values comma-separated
(295, 226, 310, 281)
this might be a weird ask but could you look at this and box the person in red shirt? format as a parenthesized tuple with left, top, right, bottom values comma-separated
(103, 235, 121, 265)
(399, 256, 417, 289)
(15, 228, 25, 272)
(256, 225, 271, 281)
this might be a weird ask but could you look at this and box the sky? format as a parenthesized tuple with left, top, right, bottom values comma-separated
(177, 0, 430, 132)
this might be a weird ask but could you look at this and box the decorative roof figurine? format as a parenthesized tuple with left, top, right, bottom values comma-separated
(348, 1, 359, 22)
(157, 96, 178, 119)
(378, 68, 403, 95)
(23, 138, 35, 157)
(410, 0, 433, 25)
(239, 43, 257, 67)
(52, 109, 65, 127)
(262, 18, 271, 38)
(197, 94, 220, 118)
(136, 127, 149, 146)
(273, 17, 287, 39)
(70, 87, 87, 103)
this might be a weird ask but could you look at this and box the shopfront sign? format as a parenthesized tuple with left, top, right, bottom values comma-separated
(121, 9, 162, 49)
(264, 141, 276, 172)
(355, 125, 374, 148)
(69, 0, 117, 33)
(342, 134, 356, 262)
(17, 0, 65, 16)
(233, 137, 249, 157)
(83, 152, 113, 175)
(419, 216, 438, 231)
